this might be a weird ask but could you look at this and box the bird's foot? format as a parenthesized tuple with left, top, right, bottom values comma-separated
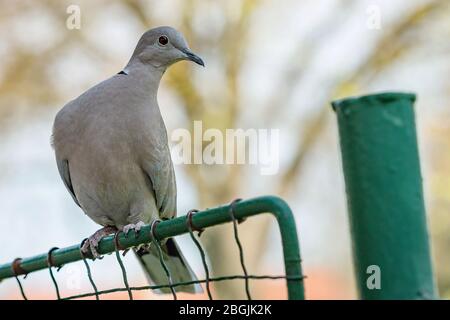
(123, 221, 146, 238)
(81, 226, 117, 259)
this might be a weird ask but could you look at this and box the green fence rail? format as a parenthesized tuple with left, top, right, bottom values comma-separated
(332, 92, 437, 299)
(0, 195, 305, 300)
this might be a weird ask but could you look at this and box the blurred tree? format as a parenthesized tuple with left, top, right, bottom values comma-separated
(0, 0, 449, 299)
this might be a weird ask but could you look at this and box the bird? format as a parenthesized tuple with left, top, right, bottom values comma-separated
(51, 26, 204, 294)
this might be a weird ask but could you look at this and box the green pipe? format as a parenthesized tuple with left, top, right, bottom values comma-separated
(332, 92, 437, 299)
(0, 196, 304, 300)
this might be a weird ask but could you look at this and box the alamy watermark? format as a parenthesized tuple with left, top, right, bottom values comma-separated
(171, 121, 280, 175)
(366, 4, 382, 30)
(366, 264, 381, 290)
(66, 5, 81, 30)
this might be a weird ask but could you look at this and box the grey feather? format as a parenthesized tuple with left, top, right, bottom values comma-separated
(56, 159, 80, 208)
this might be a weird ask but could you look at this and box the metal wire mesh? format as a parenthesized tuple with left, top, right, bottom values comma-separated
(0, 196, 305, 300)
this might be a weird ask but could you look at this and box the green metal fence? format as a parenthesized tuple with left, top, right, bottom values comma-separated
(0, 196, 305, 300)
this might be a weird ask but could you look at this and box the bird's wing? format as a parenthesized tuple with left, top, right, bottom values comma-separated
(141, 151, 177, 219)
(56, 158, 81, 208)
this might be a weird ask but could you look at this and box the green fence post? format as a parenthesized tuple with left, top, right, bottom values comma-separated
(332, 92, 437, 299)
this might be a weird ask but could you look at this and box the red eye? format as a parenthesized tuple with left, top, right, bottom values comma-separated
(158, 35, 169, 45)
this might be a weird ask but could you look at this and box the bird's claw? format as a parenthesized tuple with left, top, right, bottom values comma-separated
(81, 226, 117, 260)
(81, 237, 102, 259)
(123, 221, 146, 238)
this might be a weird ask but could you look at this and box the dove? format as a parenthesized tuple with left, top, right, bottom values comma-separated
(52, 26, 204, 293)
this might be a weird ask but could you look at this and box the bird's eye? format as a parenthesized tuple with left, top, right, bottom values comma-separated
(158, 35, 169, 46)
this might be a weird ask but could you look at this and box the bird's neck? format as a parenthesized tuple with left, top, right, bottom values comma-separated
(123, 59, 165, 96)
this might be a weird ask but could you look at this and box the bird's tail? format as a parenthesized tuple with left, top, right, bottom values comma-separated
(134, 238, 202, 294)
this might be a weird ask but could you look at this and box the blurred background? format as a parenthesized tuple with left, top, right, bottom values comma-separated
(0, 0, 449, 300)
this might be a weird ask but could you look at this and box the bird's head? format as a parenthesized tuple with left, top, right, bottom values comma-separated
(129, 26, 204, 69)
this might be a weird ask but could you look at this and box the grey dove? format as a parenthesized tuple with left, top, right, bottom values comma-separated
(52, 26, 204, 293)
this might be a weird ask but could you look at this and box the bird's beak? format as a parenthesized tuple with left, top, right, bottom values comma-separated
(181, 48, 205, 67)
